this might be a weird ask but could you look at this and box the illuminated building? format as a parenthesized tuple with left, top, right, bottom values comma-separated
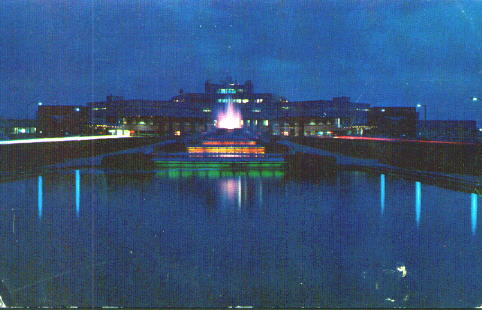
(272, 97, 370, 136)
(0, 119, 37, 138)
(38, 79, 373, 137)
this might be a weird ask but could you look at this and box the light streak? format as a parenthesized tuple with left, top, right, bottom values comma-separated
(0, 135, 131, 145)
(331, 136, 474, 145)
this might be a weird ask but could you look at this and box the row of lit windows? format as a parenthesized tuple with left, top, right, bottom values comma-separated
(11, 127, 36, 134)
(120, 119, 342, 127)
(217, 98, 264, 104)
(217, 88, 241, 94)
(122, 118, 154, 126)
(241, 120, 269, 126)
(217, 98, 249, 104)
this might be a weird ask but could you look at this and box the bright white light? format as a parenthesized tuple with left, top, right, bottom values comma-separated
(473, 97, 478, 102)
(0, 135, 130, 145)
(217, 98, 242, 129)
(416, 104, 422, 108)
(74, 107, 80, 112)
(38, 102, 43, 106)
(381, 109, 385, 112)
(397, 265, 407, 277)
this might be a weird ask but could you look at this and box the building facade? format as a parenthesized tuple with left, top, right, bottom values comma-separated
(37, 105, 89, 136)
(417, 120, 478, 142)
(367, 107, 417, 138)
(38, 80, 372, 137)
(0, 119, 37, 139)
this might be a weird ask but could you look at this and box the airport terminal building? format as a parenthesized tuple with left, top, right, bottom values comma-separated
(39, 79, 372, 137)
(85, 79, 370, 136)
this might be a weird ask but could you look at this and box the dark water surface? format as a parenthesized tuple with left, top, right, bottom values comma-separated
(0, 168, 480, 308)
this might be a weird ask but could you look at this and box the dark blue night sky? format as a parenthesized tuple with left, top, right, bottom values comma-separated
(0, 0, 480, 122)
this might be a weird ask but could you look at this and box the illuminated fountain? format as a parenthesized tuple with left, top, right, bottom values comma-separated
(152, 97, 287, 169)
(216, 99, 242, 130)
(187, 99, 266, 158)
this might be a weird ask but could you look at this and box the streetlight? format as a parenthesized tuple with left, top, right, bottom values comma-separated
(416, 103, 427, 122)
(416, 103, 427, 138)
(35, 102, 44, 136)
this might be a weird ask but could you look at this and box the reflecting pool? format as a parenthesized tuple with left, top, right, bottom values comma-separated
(0, 168, 480, 308)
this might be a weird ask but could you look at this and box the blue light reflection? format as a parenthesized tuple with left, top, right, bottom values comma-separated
(415, 181, 421, 227)
(380, 174, 385, 215)
(38, 176, 43, 219)
(471, 193, 478, 235)
(75, 170, 80, 217)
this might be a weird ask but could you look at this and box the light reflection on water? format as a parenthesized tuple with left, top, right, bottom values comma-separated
(472, 193, 478, 235)
(415, 181, 421, 227)
(0, 168, 480, 308)
(37, 175, 42, 219)
(75, 169, 80, 217)
(380, 174, 385, 215)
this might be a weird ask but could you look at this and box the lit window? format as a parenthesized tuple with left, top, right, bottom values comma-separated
(252, 109, 261, 113)
(263, 120, 269, 126)
(174, 131, 181, 136)
(202, 108, 211, 113)
(281, 106, 289, 110)
(242, 99, 249, 103)
(217, 89, 236, 94)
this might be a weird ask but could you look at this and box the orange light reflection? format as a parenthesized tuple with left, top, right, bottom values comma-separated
(187, 147, 265, 154)
(202, 141, 257, 146)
